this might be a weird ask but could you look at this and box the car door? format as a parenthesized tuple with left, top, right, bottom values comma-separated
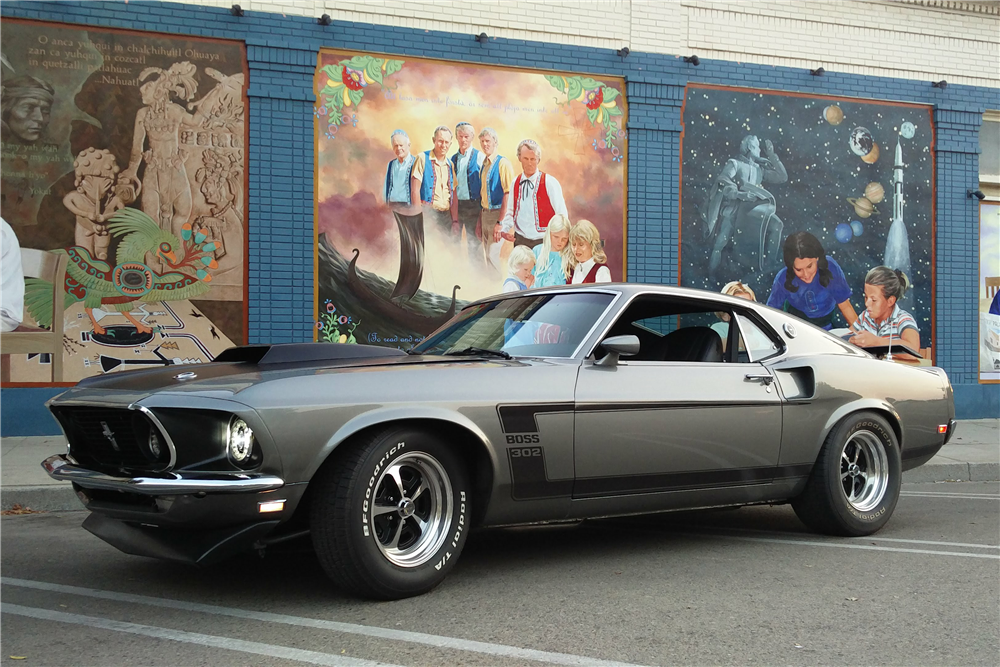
(572, 306, 784, 498)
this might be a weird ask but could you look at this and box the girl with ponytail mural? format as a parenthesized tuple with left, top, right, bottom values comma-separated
(849, 265, 921, 355)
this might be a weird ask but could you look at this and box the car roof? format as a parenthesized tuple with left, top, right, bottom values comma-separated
(466, 282, 758, 309)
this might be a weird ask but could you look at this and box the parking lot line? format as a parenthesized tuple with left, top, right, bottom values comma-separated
(675, 532, 1000, 559)
(2, 603, 400, 667)
(1, 578, 647, 667)
(901, 491, 999, 500)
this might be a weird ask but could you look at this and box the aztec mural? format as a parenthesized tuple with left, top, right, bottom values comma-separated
(980, 202, 1000, 382)
(1, 19, 246, 383)
(314, 51, 626, 348)
(681, 85, 934, 356)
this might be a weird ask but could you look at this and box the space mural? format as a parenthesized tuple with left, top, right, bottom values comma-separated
(681, 85, 934, 351)
(314, 50, 626, 348)
(1, 19, 247, 384)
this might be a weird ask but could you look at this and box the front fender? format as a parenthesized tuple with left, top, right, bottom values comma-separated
(304, 405, 498, 482)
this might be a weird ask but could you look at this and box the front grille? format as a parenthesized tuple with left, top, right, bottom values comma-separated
(53, 406, 169, 474)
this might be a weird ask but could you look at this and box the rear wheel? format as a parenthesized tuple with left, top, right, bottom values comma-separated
(310, 427, 471, 599)
(792, 411, 901, 536)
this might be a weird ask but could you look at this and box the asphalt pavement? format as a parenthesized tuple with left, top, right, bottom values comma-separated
(2, 482, 998, 665)
(2, 419, 997, 511)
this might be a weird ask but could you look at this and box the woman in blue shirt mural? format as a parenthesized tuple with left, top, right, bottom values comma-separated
(766, 231, 859, 330)
(532, 214, 572, 288)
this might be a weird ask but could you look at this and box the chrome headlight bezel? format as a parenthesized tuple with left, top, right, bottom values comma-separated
(227, 416, 257, 467)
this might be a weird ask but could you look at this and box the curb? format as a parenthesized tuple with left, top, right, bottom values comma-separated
(2, 485, 79, 512)
(3, 462, 997, 513)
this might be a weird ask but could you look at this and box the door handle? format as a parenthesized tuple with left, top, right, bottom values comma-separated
(744, 373, 774, 385)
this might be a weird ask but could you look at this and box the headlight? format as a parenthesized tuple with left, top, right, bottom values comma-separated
(228, 417, 254, 464)
(148, 429, 163, 458)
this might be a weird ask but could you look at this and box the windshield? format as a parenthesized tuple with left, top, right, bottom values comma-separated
(411, 292, 615, 358)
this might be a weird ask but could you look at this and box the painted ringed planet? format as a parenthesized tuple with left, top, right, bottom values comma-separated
(847, 196, 877, 218)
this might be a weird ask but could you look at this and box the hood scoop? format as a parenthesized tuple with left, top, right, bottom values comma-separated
(214, 343, 407, 366)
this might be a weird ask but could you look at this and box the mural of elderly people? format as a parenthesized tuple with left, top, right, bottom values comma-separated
(478, 126, 514, 274)
(451, 122, 485, 258)
(411, 125, 458, 235)
(1, 75, 54, 144)
(495, 139, 568, 249)
(383, 129, 424, 300)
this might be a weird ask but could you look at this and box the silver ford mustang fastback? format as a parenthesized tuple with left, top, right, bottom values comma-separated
(43, 284, 955, 599)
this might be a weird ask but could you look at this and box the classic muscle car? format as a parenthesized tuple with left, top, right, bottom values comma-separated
(42, 284, 956, 599)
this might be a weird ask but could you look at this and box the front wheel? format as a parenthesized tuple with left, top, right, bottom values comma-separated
(310, 427, 471, 599)
(792, 411, 901, 536)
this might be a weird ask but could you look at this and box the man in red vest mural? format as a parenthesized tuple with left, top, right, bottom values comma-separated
(494, 139, 568, 249)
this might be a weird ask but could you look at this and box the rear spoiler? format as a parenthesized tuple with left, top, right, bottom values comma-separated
(213, 343, 407, 365)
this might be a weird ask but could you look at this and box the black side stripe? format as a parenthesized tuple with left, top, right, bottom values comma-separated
(575, 401, 775, 413)
(571, 464, 813, 499)
(498, 401, 774, 433)
(497, 403, 573, 433)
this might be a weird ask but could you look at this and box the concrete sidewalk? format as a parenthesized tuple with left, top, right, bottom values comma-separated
(2, 420, 997, 511)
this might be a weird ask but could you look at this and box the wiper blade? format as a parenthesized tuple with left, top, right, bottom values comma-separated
(445, 346, 512, 360)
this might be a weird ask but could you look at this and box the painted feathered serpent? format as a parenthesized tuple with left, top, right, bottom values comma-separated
(25, 208, 218, 336)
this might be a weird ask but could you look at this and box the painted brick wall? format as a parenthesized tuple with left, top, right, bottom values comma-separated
(0, 0, 996, 435)
(187, 0, 1000, 88)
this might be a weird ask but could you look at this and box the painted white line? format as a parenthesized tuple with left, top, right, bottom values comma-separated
(677, 532, 1000, 559)
(1, 603, 399, 667)
(847, 536, 998, 550)
(669, 524, 999, 550)
(901, 492, 999, 500)
(1, 578, 646, 667)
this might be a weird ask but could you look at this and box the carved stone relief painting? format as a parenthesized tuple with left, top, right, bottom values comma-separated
(1, 20, 246, 383)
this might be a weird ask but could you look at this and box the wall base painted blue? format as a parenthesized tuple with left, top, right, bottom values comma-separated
(954, 383, 1000, 420)
(0, 0, 998, 433)
(1, 389, 66, 436)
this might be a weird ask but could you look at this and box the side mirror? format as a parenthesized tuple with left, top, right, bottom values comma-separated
(594, 335, 640, 367)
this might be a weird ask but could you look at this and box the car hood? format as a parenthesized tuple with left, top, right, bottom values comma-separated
(56, 345, 529, 402)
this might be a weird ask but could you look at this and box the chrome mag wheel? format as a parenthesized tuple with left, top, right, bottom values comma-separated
(840, 430, 889, 512)
(369, 452, 453, 567)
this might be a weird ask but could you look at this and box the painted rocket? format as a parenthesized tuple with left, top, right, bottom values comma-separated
(883, 136, 911, 292)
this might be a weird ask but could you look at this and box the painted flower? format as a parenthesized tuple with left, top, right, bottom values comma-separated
(584, 87, 604, 110)
(316, 321, 324, 330)
(342, 66, 366, 91)
(326, 301, 336, 313)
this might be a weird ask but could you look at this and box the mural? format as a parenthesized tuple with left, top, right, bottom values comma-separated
(681, 85, 934, 354)
(314, 50, 626, 348)
(980, 203, 1000, 382)
(1, 20, 246, 384)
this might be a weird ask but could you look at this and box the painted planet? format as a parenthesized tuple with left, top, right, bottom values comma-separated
(835, 222, 853, 244)
(900, 121, 916, 139)
(864, 182, 885, 203)
(849, 126, 875, 157)
(824, 105, 844, 125)
(851, 220, 864, 237)
(860, 142, 880, 164)
(847, 196, 877, 218)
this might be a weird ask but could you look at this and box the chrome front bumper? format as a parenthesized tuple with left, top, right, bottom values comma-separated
(42, 455, 284, 496)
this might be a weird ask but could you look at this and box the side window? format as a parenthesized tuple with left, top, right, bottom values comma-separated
(734, 313, 780, 362)
(597, 297, 727, 363)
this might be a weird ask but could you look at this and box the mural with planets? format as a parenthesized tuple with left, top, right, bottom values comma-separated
(680, 85, 934, 348)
